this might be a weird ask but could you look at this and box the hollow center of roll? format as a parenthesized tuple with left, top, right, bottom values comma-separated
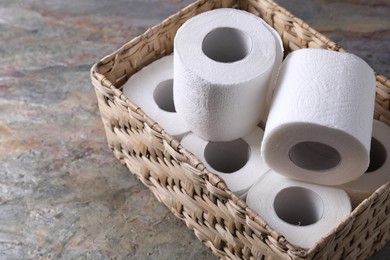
(274, 187, 324, 226)
(202, 27, 252, 63)
(204, 138, 250, 173)
(366, 137, 387, 173)
(288, 141, 341, 171)
(153, 79, 176, 112)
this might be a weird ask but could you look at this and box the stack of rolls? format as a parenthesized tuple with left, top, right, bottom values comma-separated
(175, 8, 284, 197)
(123, 8, 389, 249)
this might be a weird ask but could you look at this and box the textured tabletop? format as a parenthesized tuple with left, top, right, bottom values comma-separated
(0, 0, 389, 259)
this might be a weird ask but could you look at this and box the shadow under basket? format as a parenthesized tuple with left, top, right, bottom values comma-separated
(90, 0, 390, 259)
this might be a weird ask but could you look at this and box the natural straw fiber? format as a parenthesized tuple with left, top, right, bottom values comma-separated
(90, 0, 390, 259)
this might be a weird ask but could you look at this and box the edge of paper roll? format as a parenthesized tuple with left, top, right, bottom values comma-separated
(181, 127, 270, 195)
(341, 120, 390, 207)
(122, 55, 190, 139)
(247, 173, 351, 248)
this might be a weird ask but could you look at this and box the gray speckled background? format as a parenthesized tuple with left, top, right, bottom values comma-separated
(0, 0, 389, 259)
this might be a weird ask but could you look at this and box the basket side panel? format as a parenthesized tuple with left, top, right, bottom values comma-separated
(92, 80, 291, 259)
(308, 184, 390, 259)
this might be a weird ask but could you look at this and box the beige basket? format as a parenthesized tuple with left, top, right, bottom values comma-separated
(90, 0, 390, 258)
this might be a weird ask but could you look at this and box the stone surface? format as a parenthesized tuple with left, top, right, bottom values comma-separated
(0, 0, 388, 259)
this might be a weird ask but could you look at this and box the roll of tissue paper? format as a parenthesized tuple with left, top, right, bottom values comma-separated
(342, 120, 390, 207)
(123, 55, 189, 139)
(262, 49, 376, 185)
(181, 127, 270, 196)
(247, 173, 351, 248)
(174, 8, 283, 141)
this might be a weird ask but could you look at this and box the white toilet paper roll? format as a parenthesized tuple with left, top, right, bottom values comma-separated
(174, 8, 283, 141)
(342, 120, 390, 207)
(181, 127, 270, 195)
(262, 49, 376, 185)
(123, 55, 189, 139)
(247, 173, 351, 248)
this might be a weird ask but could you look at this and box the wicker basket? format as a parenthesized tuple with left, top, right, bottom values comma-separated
(90, 0, 390, 259)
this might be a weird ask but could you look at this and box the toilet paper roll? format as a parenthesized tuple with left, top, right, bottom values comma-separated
(342, 120, 390, 207)
(174, 8, 283, 141)
(181, 127, 270, 195)
(247, 173, 351, 248)
(262, 49, 376, 185)
(123, 55, 189, 139)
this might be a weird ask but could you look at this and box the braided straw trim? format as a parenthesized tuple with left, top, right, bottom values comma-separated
(91, 0, 390, 258)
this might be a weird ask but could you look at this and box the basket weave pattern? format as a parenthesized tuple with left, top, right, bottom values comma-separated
(91, 0, 390, 259)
